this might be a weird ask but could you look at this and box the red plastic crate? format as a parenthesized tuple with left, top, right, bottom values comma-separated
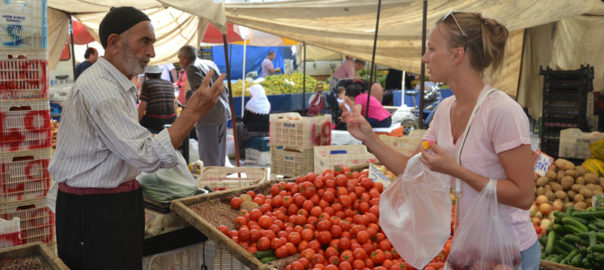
(0, 217, 22, 248)
(0, 148, 51, 203)
(0, 199, 54, 244)
(0, 59, 48, 99)
(0, 99, 51, 151)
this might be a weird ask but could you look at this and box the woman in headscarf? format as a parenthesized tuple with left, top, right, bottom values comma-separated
(237, 84, 271, 159)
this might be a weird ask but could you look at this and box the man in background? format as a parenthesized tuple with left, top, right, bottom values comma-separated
(330, 56, 365, 90)
(261, 51, 281, 78)
(178, 45, 231, 166)
(74, 47, 98, 80)
(159, 62, 177, 82)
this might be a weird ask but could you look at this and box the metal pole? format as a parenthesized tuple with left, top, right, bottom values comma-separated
(365, 0, 382, 119)
(302, 42, 307, 112)
(223, 34, 240, 167)
(419, 0, 427, 129)
(69, 15, 76, 81)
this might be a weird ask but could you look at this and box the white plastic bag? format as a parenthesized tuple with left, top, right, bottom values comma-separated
(137, 152, 197, 202)
(446, 180, 521, 270)
(379, 153, 452, 269)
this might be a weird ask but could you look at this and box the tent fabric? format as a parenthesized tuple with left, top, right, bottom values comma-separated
(517, 15, 604, 119)
(47, 0, 226, 32)
(73, 7, 202, 65)
(72, 20, 95, 45)
(224, 0, 604, 97)
(47, 7, 70, 70)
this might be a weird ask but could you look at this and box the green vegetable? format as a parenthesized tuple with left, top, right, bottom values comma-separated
(254, 250, 275, 259)
(588, 223, 602, 232)
(590, 245, 604, 253)
(546, 231, 556, 254)
(260, 256, 277, 263)
(570, 253, 584, 266)
(562, 217, 589, 232)
(550, 254, 566, 263)
(594, 218, 604, 229)
(590, 231, 598, 247)
(553, 246, 569, 256)
(557, 240, 576, 252)
(571, 210, 604, 219)
(564, 224, 586, 234)
(539, 235, 548, 247)
(564, 234, 585, 245)
(561, 250, 578, 265)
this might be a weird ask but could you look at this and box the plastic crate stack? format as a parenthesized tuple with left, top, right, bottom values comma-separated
(539, 65, 594, 157)
(0, 0, 54, 248)
(269, 112, 331, 177)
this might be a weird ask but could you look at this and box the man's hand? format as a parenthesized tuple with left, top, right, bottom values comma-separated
(167, 69, 225, 149)
(183, 69, 226, 119)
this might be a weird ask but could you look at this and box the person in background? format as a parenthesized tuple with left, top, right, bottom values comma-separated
(178, 45, 231, 166)
(347, 79, 391, 128)
(236, 84, 271, 159)
(74, 47, 98, 80)
(370, 82, 384, 103)
(49, 6, 225, 270)
(159, 62, 177, 82)
(261, 51, 281, 78)
(339, 11, 538, 269)
(174, 68, 188, 105)
(138, 65, 177, 133)
(330, 57, 365, 90)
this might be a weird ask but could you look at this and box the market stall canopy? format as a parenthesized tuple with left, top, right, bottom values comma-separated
(47, 0, 226, 67)
(203, 23, 244, 44)
(71, 20, 94, 45)
(224, 0, 604, 96)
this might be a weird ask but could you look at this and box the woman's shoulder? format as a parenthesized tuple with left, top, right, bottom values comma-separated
(484, 89, 524, 114)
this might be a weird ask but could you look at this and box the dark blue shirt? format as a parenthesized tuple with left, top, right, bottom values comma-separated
(74, 61, 93, 80)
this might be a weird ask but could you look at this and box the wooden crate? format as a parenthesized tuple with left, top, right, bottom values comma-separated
(172, 180, 298, 270)
(540, 260, 587, 270)
(197, 166, 267, 190)
(0, 242, 68, 269)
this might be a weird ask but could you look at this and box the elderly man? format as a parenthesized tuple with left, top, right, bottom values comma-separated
(49, 7, 225, 270)
(178, 45, 231, 166)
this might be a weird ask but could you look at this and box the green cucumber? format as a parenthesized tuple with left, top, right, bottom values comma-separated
(557, 240, 576, 252)
(571, 210, 604, 219)
(260, 256, 277, 263)
(564, 234, 585, 245)
(554, 246, 569, 256)
(539, 235, 548, 247)
(561, 250, 578, 265)
(546, 230, 556, 254)
(590, 245, 604, 253)
(588, 223, 602, 232)
(564, 224, 587, 234)
(562, 217, 589, 232)
(254, 250, 275, 259)
(570, 253, 584, 266)
(594, 218, 604, 229)
(590, 231, 598, 247)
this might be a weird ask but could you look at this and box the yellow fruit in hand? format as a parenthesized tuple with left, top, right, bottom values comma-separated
(421, 140, 432, 150)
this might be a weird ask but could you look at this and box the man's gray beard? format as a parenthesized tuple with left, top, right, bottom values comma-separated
(121, 46, 146, 76)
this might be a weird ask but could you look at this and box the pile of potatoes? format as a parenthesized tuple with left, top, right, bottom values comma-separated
(534, 158, 604, 210)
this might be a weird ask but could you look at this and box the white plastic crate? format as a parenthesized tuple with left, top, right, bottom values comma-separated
(244, 148, 270, 165)
(0, 217, 21, 248)
(0, 199, 54, 244)
(0, 0, 47, 51)
(0, 148, 51, 203)
(313, 145, 377, 173)
(0, 59, 48, 99)
(559, 128, 603, 159)
(270, 112, 331, 150)
(0, 99, 51, 151)
(143, 243, 206, 270)
(270, 146, 314, 177)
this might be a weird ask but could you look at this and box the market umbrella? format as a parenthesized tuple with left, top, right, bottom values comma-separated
(72, 19, 95, 45)
(204, 23, 244, 43)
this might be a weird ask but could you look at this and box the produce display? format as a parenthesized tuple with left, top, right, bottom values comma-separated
(534, 158, 603, 212)
(230, 73, 329, 97)
(217, 167, 453, 270)
(539, 207, 604, 268)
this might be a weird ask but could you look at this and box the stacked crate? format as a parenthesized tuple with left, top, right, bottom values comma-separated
(539, 65, 594, 157)
(0, 0, 53, 248)
(269, 112, 331, 177)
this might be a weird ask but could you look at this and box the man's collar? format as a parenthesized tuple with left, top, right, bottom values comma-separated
(97, 57, 136, 92)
